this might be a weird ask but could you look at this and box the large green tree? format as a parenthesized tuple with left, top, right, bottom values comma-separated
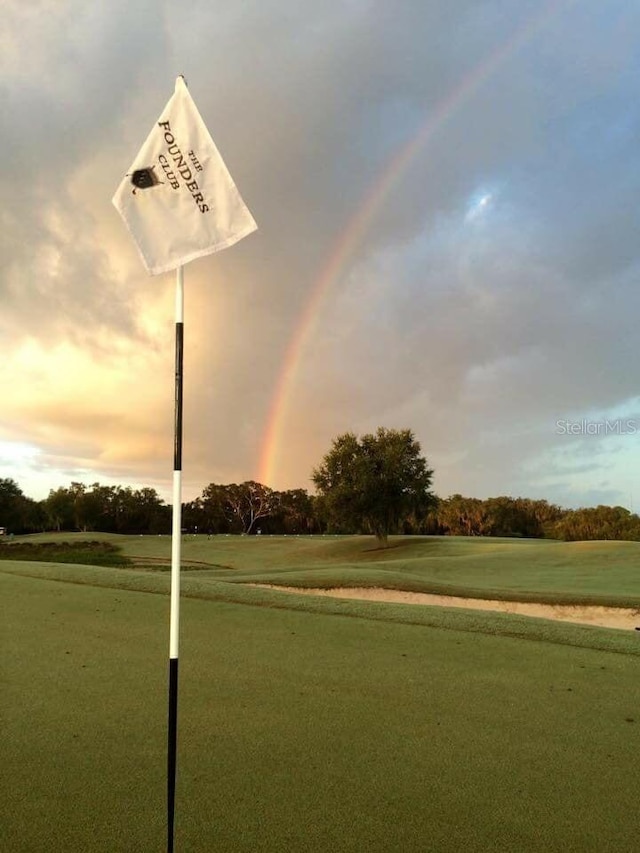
(312, 428, 434, 547)
(0, 478, 40, 533)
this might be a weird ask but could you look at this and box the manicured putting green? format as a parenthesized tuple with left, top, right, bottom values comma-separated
(2, 559, 640, 852)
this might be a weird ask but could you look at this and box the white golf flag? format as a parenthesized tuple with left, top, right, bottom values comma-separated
(113, 77, 257, 274)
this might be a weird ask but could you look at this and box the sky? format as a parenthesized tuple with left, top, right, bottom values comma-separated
(2, 0, 640, 510)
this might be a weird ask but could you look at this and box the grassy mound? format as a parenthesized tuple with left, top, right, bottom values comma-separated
(7, 532, 640, 606)
(0, 539, 131, 567)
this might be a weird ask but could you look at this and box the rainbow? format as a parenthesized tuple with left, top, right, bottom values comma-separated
(257, 0, 574, 487)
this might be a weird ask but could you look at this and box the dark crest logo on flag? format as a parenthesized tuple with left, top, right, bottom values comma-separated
(128, 166, 163, 194)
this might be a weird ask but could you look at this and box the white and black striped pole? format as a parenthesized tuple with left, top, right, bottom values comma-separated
(111, 74, 258, 853)
(168, 264, 184, 853)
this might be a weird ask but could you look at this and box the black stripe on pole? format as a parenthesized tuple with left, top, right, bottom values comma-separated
(174, 321, 184, 471)
(168, 316, 184, 852)
(167, 657, 179, 853)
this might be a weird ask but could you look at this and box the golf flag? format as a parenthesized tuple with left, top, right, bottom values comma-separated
(112, 76, 257, 275)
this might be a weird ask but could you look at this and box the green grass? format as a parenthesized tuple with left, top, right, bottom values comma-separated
(4, 533, 640, 851)
(2, 565, 640, 852)
(0, 539, 131, 567)
(139, 534, 640, 605)
(12, 532, 640, 605)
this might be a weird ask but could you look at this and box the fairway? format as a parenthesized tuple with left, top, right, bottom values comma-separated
(10, 532, 640, 605)
(2, 535, 640, 851)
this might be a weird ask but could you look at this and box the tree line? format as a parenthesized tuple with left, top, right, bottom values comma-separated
(1, 427, 639, 541)
(0, 478, 322, 538)
(2, 477, 639, 542)
(429, 495, 640, 541)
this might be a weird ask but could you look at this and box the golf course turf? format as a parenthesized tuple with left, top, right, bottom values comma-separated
(2, 534, 640, 851)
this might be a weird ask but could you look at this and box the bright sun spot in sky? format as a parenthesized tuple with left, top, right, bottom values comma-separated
(465, 191, 494, 221)
(0, 441, 40, 463)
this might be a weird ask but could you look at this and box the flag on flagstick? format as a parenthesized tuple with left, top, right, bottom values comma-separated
(113, 75, 257, 275)
(112, 76, 256, 853)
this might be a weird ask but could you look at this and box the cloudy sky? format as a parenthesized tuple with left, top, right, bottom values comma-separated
(2, 0, 640, 509)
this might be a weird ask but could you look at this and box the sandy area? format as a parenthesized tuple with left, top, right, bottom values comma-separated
(251, 584, 640, 631)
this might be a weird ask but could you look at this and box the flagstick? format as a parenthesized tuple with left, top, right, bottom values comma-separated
(168, 264, 184, 853)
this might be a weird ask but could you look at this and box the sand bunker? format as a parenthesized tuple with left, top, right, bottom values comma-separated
(251, 585, 640, 631)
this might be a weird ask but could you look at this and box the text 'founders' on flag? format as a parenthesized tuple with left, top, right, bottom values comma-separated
(112, 76, 257, 275)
